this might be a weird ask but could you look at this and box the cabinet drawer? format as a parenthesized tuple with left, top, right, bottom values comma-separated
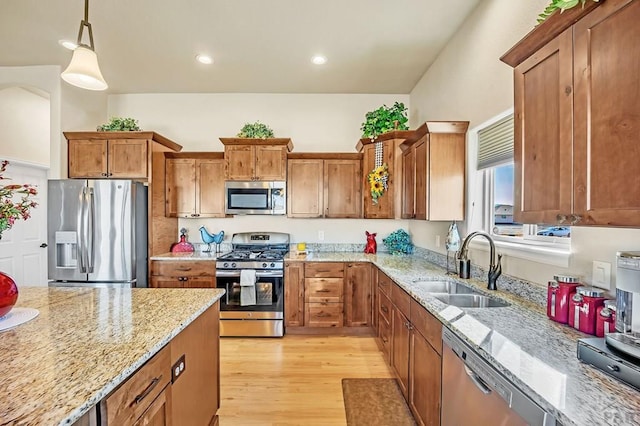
(151, 260, 215, 277)
(410, 299, 443, 355)
(391, 283, 411, 317)
(304, 262, 345, 278)
(378, 314, 391, 362)
(305, 278, 343, 302)
(378, 291, 392, 325)
(305, 302, 344, 327)
(103, 344, 171, 425)
(378, 271, 392, 296)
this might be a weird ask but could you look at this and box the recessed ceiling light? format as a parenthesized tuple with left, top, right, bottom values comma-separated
(59, 40, 78, 50)
(196, 54, 213, 65)
(311, 55, 327, 65)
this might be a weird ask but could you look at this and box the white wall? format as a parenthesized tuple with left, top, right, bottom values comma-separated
(408, 0, 640, 287)
(109, 93, 411, 247)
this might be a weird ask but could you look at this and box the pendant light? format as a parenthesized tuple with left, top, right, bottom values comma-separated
(61, 0, 108, 91)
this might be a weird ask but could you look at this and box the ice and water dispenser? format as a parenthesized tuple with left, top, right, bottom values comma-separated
(55, 231, 78, 269)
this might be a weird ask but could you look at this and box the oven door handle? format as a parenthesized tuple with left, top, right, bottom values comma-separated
(216, 270, 283, 278)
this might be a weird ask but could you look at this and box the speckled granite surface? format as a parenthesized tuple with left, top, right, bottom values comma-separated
(285, 251, 640, 426)
(0, 287, 224, 426)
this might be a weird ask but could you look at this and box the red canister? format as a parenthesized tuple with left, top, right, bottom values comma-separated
(568, 286, 607, 335)
(596, 300, 617, 338)
(547, 274, 581, 324)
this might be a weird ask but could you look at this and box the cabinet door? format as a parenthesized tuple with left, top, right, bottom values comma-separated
(255, 145, 287, 180)
(409, 331, 441, 426)
(401, 146, 415, 219)
(362, 141, 396, 219)
(134, 385, 172, 426)
(391, 307, 410, 399)
(284, 262, 305, 327)
(429, 132, 465, 220)
(166, 158, 196, 218)
(197, 159, 226, 217)
(68, 139, 108, 178)
(108, 139, 148, 178)
(344, 263, 372, 327)
(287, 159, 324, 218)
(573, 0, 640, 226)
(225, 145, 255, 180)
(414, 138, 427, 220)
(150, 276, 184, 288)
(513, 29, 573, 224)
(325, 159, 362, 218)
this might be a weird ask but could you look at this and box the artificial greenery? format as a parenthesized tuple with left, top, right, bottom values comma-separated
(537, 0, 599, 24)
(360, 102, 409, 140)
(382, 229, 414, 255)
(97, 117, 141, 131)
(368, 164, 389, 205)
(236, 121, 275, 139)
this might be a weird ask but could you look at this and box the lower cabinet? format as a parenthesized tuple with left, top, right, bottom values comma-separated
(345, 263, 372, 327)
(284, 262, 305, 327)
(150, 260, 216, 288)
(376, 275, 443, 426)
(101, 303, 220, 425)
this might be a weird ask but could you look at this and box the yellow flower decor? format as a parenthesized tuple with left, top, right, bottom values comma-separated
(368, 164, 389, 204)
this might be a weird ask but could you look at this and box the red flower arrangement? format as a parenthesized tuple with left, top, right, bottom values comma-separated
(0, 160, 38, 238)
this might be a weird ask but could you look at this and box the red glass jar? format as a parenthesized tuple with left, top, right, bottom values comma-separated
(596, 300, 617, 338)
(568, 286, 607, 335)
(0, 271, 19, 317)
(547, 274, 581, 324)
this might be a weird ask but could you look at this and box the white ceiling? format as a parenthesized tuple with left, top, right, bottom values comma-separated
(1, 0, 481, 94)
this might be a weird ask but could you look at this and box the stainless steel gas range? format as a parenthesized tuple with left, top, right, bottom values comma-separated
(215, 232, 289, 337)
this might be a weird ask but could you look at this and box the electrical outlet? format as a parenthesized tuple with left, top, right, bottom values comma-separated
(592, 261, 611, 290)
(435, 235, 441, 248)
(318, 230, 325, 241)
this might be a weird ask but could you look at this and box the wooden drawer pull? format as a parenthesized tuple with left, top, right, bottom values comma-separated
(176, 267, 192, 271)
(316, 289, 331, 293)
(132, 377, 161, 406)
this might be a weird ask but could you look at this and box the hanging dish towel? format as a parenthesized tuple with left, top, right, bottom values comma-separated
(240, 269, 257, 306)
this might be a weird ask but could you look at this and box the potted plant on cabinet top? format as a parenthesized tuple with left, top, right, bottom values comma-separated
(537, 0, 599, 23)
(360, 102, 409, 140)
(97, 117, 141, 131)
(236, 121, 275, 139)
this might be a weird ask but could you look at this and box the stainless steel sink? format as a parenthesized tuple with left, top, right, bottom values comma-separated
(431, 294, 510, 308)
(412, 280, 483, 296)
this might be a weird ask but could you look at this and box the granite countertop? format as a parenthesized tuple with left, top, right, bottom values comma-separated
(286, 252, 640, 426)
(150, 251, 220, 260)
(0, 286, 225, 425)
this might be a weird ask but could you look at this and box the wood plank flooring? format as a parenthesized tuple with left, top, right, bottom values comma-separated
(218, 335, 395, 425)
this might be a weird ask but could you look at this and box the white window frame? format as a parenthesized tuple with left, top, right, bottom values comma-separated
(467, 109, 571, 268)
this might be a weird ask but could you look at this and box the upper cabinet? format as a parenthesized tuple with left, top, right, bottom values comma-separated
(64, 131, 182, 180)
(501, 0, 640, 226)
(220, 138, 293, 181)
(400, 121, 469, 221)
(165, 152, 226, 218)
(357, 131, 413, 219)
(287, 153, 362, 218)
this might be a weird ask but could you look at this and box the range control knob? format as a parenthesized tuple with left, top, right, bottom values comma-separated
(262, 262, 268, 268)
(223, 262, 229, 268)
(232, 262, 236, 268)
(270, 263, 275, 268)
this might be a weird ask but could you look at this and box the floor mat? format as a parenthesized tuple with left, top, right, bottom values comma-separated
(342, 378, 417, 426)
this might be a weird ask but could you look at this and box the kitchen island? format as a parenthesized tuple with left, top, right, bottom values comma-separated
(0, 286, 224, 425)
(286, 251, 640, 426)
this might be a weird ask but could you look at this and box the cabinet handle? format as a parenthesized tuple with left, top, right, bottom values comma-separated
(316, 289, 331, 293)
(382, 337, 388, 343)
(132, 377, 161, 406)
(177, 267, 192, 271)
(570, 214, 582, 225)
(381, 306, 389, 314)
(101, 173, 108, 177)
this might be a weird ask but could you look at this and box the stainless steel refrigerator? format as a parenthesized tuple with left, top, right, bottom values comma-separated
(47, 179, 148, 288)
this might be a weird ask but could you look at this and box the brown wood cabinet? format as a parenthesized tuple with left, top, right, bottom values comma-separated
(165, 153, 226, 218)
(400, 121, 469, 221)
(501, 0, 640, 227)
(150, 260, 216, 288)
(287, 153, 362, 218)
(284, 262, 305, 327)
(357, 131, 413, 219)
(344, 263, 372, 327)
(390, 284, 412, 399)
(220, 138, 293, 181)
(304, 262, 344, 327)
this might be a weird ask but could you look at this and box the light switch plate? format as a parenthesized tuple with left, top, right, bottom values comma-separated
(592, 261, 612, 290)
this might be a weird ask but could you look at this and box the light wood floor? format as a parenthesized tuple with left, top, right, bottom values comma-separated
(218, 335, 395, 426)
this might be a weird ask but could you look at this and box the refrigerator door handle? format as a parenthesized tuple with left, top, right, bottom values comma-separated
(87, 187, 95, 273)
(78, 187, 88, 273)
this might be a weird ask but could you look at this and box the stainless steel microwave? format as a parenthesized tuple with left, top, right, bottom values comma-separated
(225, 181, 286, 215)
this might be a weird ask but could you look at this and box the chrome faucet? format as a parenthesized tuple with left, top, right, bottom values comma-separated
(456, 231, 502, 290)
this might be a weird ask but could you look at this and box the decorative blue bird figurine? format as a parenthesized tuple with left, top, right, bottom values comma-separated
(199, 226, 224, 253)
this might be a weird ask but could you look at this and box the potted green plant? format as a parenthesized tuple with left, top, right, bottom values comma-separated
(537, 0, 599, 23)
(97, 117, 141, 131)
(236, 121, 275, 139)
(360, 102, 409, 140)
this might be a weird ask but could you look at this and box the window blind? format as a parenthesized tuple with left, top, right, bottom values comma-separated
(477, 114, 514, 170)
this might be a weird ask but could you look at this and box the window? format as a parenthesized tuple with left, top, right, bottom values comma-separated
(472, 111, 570, 256)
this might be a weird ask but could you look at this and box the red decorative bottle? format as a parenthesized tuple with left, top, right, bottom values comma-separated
(0, 271, 18, 317)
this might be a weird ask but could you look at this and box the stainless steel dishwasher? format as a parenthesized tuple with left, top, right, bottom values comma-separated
(441, 328, 559, 426)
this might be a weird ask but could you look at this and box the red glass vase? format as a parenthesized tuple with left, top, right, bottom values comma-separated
(0, 272, 19, 317)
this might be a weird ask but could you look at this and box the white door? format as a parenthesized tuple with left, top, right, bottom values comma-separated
(0, 162, 48, 286)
